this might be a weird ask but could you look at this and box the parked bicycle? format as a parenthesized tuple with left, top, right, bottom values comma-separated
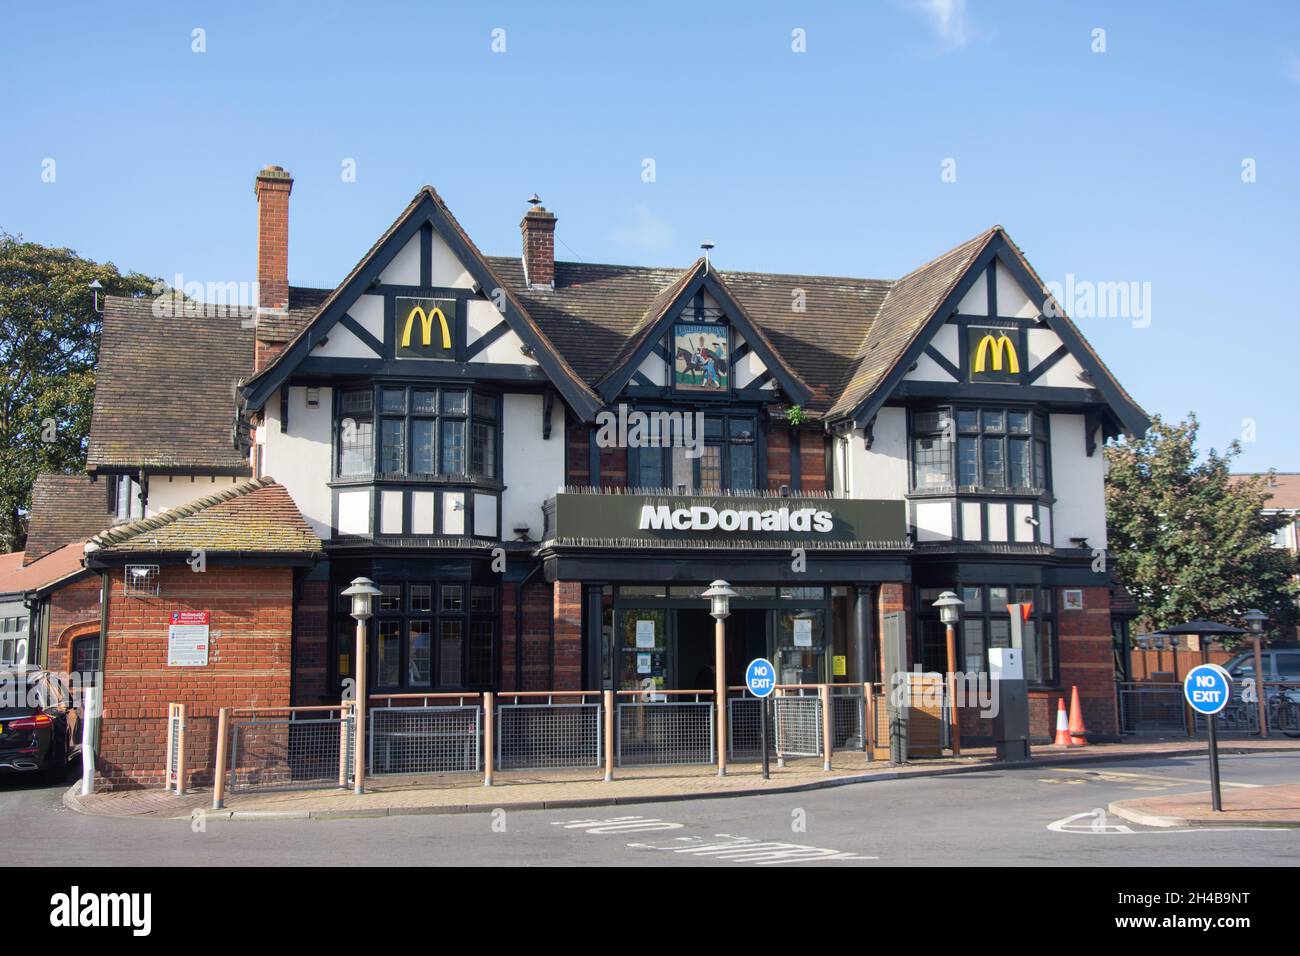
(1267, 685, 1300, 739)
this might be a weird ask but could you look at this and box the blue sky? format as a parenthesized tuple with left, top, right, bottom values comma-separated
(2, 1, 1297, 470)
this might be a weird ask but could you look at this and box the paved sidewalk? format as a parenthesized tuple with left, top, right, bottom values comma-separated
(1110, 784, 1300, 828)
(66, 737, 1300, 822)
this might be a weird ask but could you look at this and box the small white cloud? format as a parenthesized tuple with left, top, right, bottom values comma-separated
(909, 0, 970, 50)
(610, 204, 671, 252)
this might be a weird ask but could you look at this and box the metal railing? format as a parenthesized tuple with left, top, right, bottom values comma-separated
(616, 690, 714, 767)
(217, 703, 354, 799)
(726, 692, 772, 760)
(830, 683, 866, 751)
(1117, 681, 1188, 735)
(1191, 681, 1259, 736)
(367, 694, 481, 776)
(496, 692, 602, 770)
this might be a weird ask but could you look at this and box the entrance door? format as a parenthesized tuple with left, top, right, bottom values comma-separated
(674, 608, 767, 690)
(774, 608, 827, 685)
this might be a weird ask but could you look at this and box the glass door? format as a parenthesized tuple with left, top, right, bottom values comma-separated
(774, 608, 827, 685)
(618, 608, 667, 691)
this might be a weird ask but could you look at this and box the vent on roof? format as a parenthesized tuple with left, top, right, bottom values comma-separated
(123, 564, 160, 598)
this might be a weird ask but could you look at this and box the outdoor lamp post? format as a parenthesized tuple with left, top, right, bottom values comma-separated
(342, 576, 381, 794)
(1244, 609, 1269, 738)
(933, 591, 965, 756)
(702, 579, 737, 777)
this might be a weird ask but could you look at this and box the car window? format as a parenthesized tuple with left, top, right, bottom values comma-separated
(1224, 654, 1252, 677)
(1273, 652, 1300, 681)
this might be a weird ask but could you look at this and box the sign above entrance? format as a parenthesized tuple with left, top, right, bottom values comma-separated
(548, 493, 906, 546)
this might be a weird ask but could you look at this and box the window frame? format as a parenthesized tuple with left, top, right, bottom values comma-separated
(629, 408, 761, 492)
(334, 384, 500, 483)
(916, 584, 1058, 687)
(909, 405, 1051, 495)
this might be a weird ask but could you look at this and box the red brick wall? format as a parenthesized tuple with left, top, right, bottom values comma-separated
(293, 576, 330, 705)
(1056, 585, 1117, 738)
(598, 445, 627, 488)
(499, 578, 554, 691)
(566, 422, 591, 485)
(45, 575, 102, 676)
(553, 581, 583, 690)
(799, 433, 827, 492)
(767, 427, 791, 489)
(95, 563, 295, 790)
(254, 168, 291, 319)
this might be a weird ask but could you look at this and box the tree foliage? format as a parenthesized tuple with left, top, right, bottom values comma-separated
(0, 232, 158, 551)
(1105, 414, 1299, 640)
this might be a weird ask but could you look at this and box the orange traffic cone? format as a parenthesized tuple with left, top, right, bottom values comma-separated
(1053, 698, 1071, 746)
(1067, 685, 1089, 747)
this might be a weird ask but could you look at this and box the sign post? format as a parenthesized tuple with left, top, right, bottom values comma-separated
(745, 658, 777, 780)
(1183, 663, 1232, 812)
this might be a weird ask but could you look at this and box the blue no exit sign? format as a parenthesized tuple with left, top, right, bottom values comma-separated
(745, 658, 777, 698)
(1183, 663, 1233, 716)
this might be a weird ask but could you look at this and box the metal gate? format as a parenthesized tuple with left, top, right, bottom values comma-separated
(228, 707, 354, 792)
(774, 694, 822, 757)
(1117, 682, 1187, 735)
(497, 696, 601, 770)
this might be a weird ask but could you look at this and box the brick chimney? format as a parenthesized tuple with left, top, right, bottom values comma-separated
(254, 165, 293, 313)
(520, 195, 556, 290)
(253, 165, 293, 371)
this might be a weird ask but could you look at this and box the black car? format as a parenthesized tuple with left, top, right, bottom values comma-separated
(0, 668, 81, 783)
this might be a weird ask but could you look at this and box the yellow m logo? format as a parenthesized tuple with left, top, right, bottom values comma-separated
(973, 333, 1020, 374)
(400, 305, 452, 351)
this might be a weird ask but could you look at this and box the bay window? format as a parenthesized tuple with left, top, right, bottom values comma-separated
(912, 406, 1049, 493)
(336, 385, 498, 481)
(917, 584, 1057, 685)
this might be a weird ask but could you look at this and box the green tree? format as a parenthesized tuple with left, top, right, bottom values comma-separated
(0, 232, 158, 551)
(1105, 413, 1299, 640)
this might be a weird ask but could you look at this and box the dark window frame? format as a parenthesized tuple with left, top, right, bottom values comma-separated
(909, 405, 1051, 495)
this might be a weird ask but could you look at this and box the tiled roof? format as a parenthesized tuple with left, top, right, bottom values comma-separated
(0, 542, 88, 597)
(254, 286, 332, 344)
(824, 227, 996, 418)
(87, 477, 322, 556)
(488, 257, 890, 416)
(1232, 473, 1300, 511)
(23, 474, 116, 564)
(88, 296, 254, 472)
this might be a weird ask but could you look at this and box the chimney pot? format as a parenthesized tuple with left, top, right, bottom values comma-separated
(520, 198, 556, 290)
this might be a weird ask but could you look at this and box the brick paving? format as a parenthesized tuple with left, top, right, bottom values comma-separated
(64, 737, 1300, 822)
(1111, 784, 1300, 827)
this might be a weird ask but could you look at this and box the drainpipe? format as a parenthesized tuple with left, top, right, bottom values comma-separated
(515, 561, 542, 691)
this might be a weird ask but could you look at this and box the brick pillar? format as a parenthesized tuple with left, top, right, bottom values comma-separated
(292, 575, 330, 705)
(254, 164, 292, 372)
(553, 582, 583, 690)
(1056, 586, 1117, 738)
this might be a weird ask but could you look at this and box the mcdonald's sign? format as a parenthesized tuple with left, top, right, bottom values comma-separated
(969, 329, 1020, 381)
(396, 297, 456, 359)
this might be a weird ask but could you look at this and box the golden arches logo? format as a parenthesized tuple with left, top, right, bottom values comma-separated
(973, 333, 1019, 374)
(400, 305, 452, 351)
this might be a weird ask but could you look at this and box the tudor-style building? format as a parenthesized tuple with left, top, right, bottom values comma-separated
(85, 164, 1148, 746)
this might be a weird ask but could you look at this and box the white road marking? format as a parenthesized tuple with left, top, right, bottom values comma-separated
(1047, 808, 1284, 835)
(552, 816, 875, 864)
(1049, 767, 1260, 788)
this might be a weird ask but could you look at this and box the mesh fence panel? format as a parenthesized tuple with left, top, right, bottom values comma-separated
(229, 713, 352, 792)
(368, 706, 481, 775)
(774, 695, 822, 757)
(831, 689, 865, 750)
(617, 700, 714, 766)
(1191, 683, 1258, 737)
(1118, 683, 1187, 735)
(497, 702, 601, 770)
(727, 696, 773, 759)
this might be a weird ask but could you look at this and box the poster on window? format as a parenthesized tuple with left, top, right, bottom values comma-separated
(793, 617, 813, 647)
(673, 323, 729, 392)
(168, 611, 210, 667)
(635, 619, 656, 648)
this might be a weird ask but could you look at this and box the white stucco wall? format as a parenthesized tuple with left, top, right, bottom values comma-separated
(1049, 413, 1107, 549)
(844, 406, 908, 500)
(146, 475, 245, 515)
(501, 393, 565, 540)
(263, 385, 335, 539)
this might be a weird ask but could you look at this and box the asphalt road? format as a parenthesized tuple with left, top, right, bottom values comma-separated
(4, 751, 1298, 866)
